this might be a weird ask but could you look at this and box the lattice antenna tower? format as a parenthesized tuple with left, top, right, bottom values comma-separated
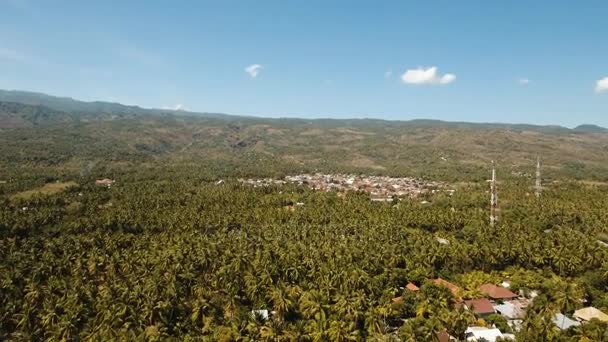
(490, 160, 498, 226)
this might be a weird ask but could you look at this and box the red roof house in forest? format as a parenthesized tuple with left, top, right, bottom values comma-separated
(406, 282, 420, 292)
(433, 278, 463, 300)
(479, 284, 517, 300)
(464, 298, 496, 316)
(436, 329, 451, 342)
(95, 179, 115, 187)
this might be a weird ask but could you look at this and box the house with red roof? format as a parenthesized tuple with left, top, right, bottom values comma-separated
(479, 284, 517, 300)
(434, 278, 463, 301)
(464, 298, 496, 316)
(406, 282, 420, 292)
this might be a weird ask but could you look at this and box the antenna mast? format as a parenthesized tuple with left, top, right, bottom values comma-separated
(490, 160, 498, 226)
(535, 157, 541, 199)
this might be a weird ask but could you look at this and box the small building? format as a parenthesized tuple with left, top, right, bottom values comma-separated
(434, 278, 463, 300)
(479, 283, 518, 300)
(465, 327, 508, 342)
(406, 282, 420, 292)
(553, 313, 581, 330)
(436, 237, 450, 245)
(95, 178, 115, 187)
(464, 298, 496, 316)
(436, 329, 454, 342)
(573, 307, 608, 323)
(251, 309, 270, 320)
(494, 300, 527, 320)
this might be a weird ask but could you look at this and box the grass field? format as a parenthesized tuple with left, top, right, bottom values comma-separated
(10, 181, 79, 201)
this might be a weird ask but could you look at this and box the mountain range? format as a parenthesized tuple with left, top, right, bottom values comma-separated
(1, 89, 607, 181)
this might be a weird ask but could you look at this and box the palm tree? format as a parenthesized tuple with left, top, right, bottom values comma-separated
(328, 320, 358, 342)
(268, 287, 292, 322)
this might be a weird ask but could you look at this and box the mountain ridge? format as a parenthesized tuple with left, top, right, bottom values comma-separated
(1, 89, 605, 132)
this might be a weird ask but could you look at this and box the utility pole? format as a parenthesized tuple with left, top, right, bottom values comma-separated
(490, 160, 498, 227)
(535, 157, 541, 199)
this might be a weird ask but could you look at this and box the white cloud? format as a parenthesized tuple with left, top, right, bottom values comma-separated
(163, 104, 187, 111)
(518, 78, 531, 85)
(595, 77, 608, 93)
(384, 70, 392, 78)
(401, 66, 456, 85)
(440, 73, 456, 84)
(245, 64, 263, 78)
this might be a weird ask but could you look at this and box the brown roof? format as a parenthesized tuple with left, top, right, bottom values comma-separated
(436, 329, 451, 342)
(391, 296, 403, 303)
(464, 298, 496, 315)
(479, 284, 517, 299)
(406, 282, 420, 292)
(434, 278, 462, 298)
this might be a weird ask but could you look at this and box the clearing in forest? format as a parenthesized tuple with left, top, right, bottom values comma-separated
(10, 182, 79, 201)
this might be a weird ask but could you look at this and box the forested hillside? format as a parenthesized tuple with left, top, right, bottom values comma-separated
(1, 91, 608, 182)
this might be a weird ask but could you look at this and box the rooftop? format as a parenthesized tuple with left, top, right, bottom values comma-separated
(464, 298, 496, 315)
(434, 278, 463, 299)
(574, 307, 608, 322)
(553, 313, 581, 330)
(406, 282, 420, 292)
(479, 283, 518, 300)
(465, 327, 506, 342)
(493, 300, 528, 320)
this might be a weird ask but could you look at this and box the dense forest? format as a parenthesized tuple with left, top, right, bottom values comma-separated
(1, 92, 608, 341)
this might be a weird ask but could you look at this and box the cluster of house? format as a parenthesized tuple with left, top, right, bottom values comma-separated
(395, 278, 608, 342)
(239, 173, 452, 200)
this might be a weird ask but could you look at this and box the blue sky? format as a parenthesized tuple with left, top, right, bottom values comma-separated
(1, 0, 607, 127)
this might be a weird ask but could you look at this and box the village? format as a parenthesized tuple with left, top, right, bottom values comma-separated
(238, 173, 453, 201)
(392, 278, 608, 342)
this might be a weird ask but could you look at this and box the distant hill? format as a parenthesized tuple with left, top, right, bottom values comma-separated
(2, 89, 605, 133)
(0, 89, 244, 121)
(0, 90, 147, 115)
(2, 89, 608, 181)
(573, 124, 608, 133)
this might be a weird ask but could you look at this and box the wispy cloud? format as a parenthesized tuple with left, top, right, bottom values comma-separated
(518, 78, 531, 85)
(384, 70, 393, 78)
(401, 66, 455, 85)
(595, 77, 608, 93)
(245, 64, 263, 78)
